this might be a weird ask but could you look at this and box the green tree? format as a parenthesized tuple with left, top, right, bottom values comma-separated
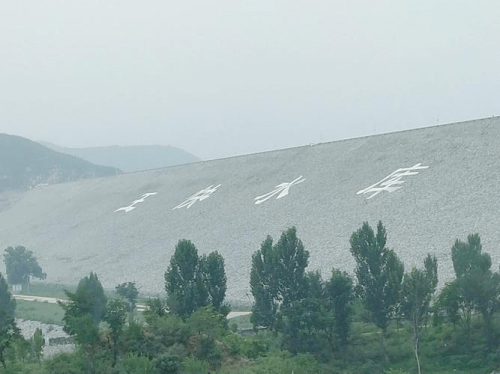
(250, 227, 310, 353)
(325, 268, 354, 349)
(165, 240, 228, 318)
(116, 282, 139, 313)
(281, 271, 330, 354)
(447, 234, 500, 348)
(349, 221, 404, 362)
(401, 254, 438, 374)
(200, 251, 228, 314)
(165, 240, 207, 318)
(31, 327, 45, 364)
(250, 228, 310, 332)
(105, 298, 127, 365)
(59, 272, 107, 373)
(0, 272, 19, 368)
(3, 246, 46, 291)
(250, 236, 280, 330)
(276, 227, 309, 309)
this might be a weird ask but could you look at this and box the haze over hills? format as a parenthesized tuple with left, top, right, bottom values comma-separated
(39, 142, 200, 173)
(0, 134, 121, 193)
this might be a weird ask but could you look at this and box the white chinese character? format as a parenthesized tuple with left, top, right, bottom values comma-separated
(254, 176, 305, 205)
(357, 163, 429, 199)
(115, 192, 157, 212)
(173, 184, 221, 210)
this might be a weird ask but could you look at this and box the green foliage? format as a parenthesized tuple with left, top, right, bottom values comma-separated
(401, 254, 438, 373)
(59, 272, 107, 364)
(275, 227, 309, 308)
(144, 297, 168, 319)
(186, 306, 227, 339)
(0, 272, 18, 368)
(250, 227, 312, 354)
(31, 328, 44, 363)
(350, 221, 404, 335)
(180, 355, 209, 373)
(439, 234, 500, 348)
(249, 351, 322, 374)
(326, 268, 355, 348)
(116, 352, 156, 374)
(165, 239, 228, 318)
(105, 298, 127, 341)
(43, 351, 86, 373)
(250, 235, 280, 330)
(115, 282, 139, 312)
(3, 246, 46, 288)
(61, 272, 107, 329)
(250, 227, 310, 335)
(200, 251, 228, 313)
(451, 234, 490, 277)
(350, 221, 404, 363)
(105, 297, 127, 364)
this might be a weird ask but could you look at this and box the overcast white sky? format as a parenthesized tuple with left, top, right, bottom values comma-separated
(1, 1, 499, 160)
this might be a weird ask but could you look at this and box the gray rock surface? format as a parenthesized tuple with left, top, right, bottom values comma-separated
(1, 117, 500, 301)
(16, 319, 74, 357)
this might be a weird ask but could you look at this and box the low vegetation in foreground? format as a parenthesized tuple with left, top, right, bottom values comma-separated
(2, 221, 500, 373)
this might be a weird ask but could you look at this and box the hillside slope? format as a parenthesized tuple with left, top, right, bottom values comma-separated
(0, 134, 121, 192)
(1, 118, 499, 301)
(39, 143, 200, 172)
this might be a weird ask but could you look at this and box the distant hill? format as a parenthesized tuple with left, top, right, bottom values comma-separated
(39, 142, 200, 173)
(0, 134, 121, 192)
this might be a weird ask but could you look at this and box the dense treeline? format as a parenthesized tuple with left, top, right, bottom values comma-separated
(1, 222, 500, 373)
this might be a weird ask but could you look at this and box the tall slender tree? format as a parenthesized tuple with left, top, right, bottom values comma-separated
(250, 227, 310, 353)
(250, 236, 280, 330)
(350, 221, 404, 362)
(325, 268, 354, 349)
(200, 251, 227, 314)
(59, 272, 107, 374)
(401, 254, 438, 374)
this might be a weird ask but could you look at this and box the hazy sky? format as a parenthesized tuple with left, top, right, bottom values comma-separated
(1, 1, 499, 160)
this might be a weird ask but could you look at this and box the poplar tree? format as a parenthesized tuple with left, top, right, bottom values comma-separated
(326, 269, 354, 348)
(401, 254, 438, 374)
(165, 240, 207, 318)
(165, 240, 228, 317)
(350, 221, 404, 362)
(250, 227, 310, 352)
(200, 251, 228, 314)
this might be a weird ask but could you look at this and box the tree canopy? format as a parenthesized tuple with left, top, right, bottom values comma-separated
(116, 282, 139, 312)
(349, 221, 404, 361)
(0, 272, 18, 368)
(250, 227, 310, 332)
(3, 246, 46, 288)
(165, 239, 228, 318)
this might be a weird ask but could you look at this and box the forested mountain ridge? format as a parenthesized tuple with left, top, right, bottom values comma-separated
(39, 142, 200, 172)
(0, 134, 121, 192)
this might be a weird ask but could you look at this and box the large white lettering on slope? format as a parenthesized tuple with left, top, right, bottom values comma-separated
(114, 193, 158, 213)
(357, 163, 429, 199)
(254, 176, 306, 205)
(173, 184, 221, 210)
